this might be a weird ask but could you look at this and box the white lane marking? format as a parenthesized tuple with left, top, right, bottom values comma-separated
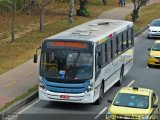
(18, 99, 40, 114)
(146, 66, 149, 68)
(94, 107, 108, 119)
(94, 80, 135, 119)
(127, 80, 135, 87)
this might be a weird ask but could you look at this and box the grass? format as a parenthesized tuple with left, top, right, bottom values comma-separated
(125, 3, 160, 33)
(0, 0, 117, 75)
(0, 85, 38, 112)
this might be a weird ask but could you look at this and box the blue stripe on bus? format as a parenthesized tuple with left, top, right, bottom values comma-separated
(42, 79, 90, 93)
(46, 86, 86, 93)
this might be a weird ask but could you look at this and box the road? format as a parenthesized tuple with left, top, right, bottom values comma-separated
(15, 31, 160, 120)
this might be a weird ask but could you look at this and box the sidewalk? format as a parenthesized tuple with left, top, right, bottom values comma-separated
(98, 0, 160, 19)
(0, 0, 160, 108)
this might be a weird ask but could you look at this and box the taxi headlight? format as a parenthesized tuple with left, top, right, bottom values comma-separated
(142, 115, 149, 120)
(148, 29, 152, 32)
(149, 55, 155, 58)
(106, 112, 113, 119)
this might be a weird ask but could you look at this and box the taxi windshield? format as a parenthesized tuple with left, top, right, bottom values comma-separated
(152, 43, 160, 51)
(113, 93, 149, 109)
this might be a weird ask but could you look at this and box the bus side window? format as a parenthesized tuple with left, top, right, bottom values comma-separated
(118, 34, 122, 54)
(126, 30, 129, 48)
(110, 40, 113, 59)
(105, 43, 108, 63)
(131, 28, 134, 46)
(107, 40, 112, 62)
(122, 33, 124, 51)
(122, 31, 127, 51)
(115, 36, 119, 56)
(96, 51, 101, 71)
(127, 28, 133, 48)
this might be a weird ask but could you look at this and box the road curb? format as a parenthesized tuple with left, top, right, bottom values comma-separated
(134, 25, 149, 37)
(0, 91, 38, 120)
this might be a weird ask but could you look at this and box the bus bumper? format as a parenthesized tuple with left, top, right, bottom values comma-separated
(39, 87, 94, 103)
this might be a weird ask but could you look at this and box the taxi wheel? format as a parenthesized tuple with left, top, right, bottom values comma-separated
(148, 64, 152, 68)
(95, 83, 104, 105)
(147, 36, 151, 39)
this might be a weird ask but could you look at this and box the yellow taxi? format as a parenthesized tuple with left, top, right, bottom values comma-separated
(106, 87, 159, 120)
(148, 40, 160, 67)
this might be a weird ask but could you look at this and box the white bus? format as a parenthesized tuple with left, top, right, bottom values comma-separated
(34, 19, 134, 104)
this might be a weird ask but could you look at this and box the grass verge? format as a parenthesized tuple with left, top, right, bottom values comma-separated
(0, 85, 38, 112)
(125, 3, 160, 32)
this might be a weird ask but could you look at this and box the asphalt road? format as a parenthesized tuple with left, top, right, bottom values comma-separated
(15, 31, 160, 120)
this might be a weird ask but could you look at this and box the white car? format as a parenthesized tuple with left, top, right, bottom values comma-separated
(147, 18, 160, 39)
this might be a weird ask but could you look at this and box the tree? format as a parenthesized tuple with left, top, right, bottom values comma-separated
(102, 0, 107, 5)
(77, 0, 90, 17)
(36, 0, 52, 32)
(0, 0, 27, 42)
(27, 0, 36, 15)
(68, 0, 74, 24)
(131, 0, 149, 22)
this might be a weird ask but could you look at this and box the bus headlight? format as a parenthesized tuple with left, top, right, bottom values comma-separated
(39, 82, 45, 90)
(85, 84, 93, 92)
(39, 76, 45, 82)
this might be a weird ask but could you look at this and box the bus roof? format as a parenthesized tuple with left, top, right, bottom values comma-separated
(45, 19, 133, 44)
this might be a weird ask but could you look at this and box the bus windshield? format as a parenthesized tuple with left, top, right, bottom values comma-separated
(40, 51, 93, 80)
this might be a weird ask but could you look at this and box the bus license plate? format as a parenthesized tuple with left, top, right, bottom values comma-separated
(60, 95, 70, 99)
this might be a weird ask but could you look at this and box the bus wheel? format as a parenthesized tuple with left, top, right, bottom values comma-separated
(95, 83, 104, 105)
(115, 67, 124, 86)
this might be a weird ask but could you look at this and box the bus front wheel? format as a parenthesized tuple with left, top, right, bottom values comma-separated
(94, 83, 104, 105)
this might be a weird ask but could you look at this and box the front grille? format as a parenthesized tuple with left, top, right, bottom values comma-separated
(116, 115, 139, 120)
(154, 62, 160, 64)
(154, 57, 160, 59)
(151, 34, 160, 36)
(43, 79, 90, 94)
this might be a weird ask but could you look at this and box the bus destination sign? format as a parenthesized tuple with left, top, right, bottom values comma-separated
(50, 41, 88, 49)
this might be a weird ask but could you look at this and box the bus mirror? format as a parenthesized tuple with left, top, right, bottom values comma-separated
(33, 54, 38, 63)
(148, 48, 151, 51)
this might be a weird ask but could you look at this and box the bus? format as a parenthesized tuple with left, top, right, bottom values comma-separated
(33, 19, 134, 104)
